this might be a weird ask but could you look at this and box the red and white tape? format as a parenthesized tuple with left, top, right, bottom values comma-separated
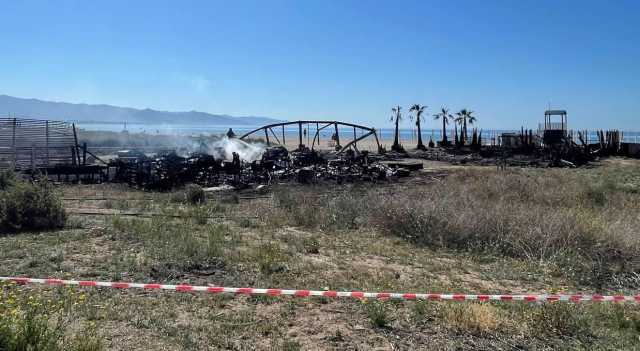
(1, 277, 638, 303)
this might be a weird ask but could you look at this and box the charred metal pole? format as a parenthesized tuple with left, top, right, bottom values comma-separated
(264, 128, 270, 146)
(337, 131, 375, 155)
(353, 126, 357, 148)
(334, 123, 340, 148)
(269, 128, 281, 145)
(282, 125, 285, 145)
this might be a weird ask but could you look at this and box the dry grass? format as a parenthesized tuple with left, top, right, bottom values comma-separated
(1, 159, 640, 349)
(263, 162, 640, 290)
(441, 303, 501, 334)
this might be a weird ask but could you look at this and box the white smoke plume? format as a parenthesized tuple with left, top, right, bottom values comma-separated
(207, 137, 266, 162)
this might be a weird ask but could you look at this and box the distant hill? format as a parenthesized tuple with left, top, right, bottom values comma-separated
(0, 95, 285, 126)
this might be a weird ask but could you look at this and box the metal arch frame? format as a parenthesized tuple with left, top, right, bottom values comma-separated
(239, 120, 382, 154)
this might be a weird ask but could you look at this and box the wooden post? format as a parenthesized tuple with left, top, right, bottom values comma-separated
(11, 118, 17, 169)
(31, 144, 36, 173)
(71, 147, 77, 166)
(82, 142, 87, 165)
(72, 123, 81, 166)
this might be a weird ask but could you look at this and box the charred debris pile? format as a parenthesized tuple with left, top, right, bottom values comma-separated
(110, 146, 418, 191)
(406, 128, 632, 168)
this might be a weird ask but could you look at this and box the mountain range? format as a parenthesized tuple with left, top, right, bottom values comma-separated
(0, 95, 284, 126)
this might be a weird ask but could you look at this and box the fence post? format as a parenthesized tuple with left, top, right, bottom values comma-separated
(45, 120, 50, 166)
(11, 118, 17, 170)
(83, 143, 87, 165)
(31, 144, 35, 173)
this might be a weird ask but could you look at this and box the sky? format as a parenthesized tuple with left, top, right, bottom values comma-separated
(0, 0, 638, 129)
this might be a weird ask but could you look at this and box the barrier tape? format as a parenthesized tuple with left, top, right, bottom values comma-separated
(1, 277, 639, 303)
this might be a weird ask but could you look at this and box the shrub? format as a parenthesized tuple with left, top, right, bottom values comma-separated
(0, 170, 16, 190)
(0, 176, 66, 232)
(185, 184, 205, 205)
(364, 300, 392, 328)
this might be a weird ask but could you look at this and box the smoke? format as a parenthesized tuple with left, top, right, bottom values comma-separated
(85, 127, 268, 162)
(206, 137, 266, 162)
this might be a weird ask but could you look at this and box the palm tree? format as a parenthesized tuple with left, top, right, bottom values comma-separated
(390, 106, 403, 152)
(455, 109, 477, 144)
(454, 109, 467, 144)
(433, 107, 453, 146)
(409, 104, 427, 150)
(467, 111, 477, 139)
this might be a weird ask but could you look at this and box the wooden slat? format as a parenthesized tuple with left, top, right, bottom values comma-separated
(0, 117, 76, 170)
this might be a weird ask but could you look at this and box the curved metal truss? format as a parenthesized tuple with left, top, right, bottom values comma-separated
(239, 120, 382, 153)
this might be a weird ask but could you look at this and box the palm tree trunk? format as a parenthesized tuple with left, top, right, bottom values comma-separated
(442, 119, 448, 144)
(416, 119, 423, 149)
(463, 118, 467, 144)
(393, 117, 399, 148)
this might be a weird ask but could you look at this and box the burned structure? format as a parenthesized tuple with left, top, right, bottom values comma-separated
(0, 117, 108, 181)
(2, 113, 638, 189)
(0, 117, 109, 182)
(239, 120, 383, 153)
(109, 144, 404, 190)
(0, 117, 77, 171)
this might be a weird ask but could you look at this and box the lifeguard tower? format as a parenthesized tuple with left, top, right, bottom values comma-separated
(542, 110, 567, 145)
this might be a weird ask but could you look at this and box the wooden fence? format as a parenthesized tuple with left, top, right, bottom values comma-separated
(0, 117, 78, 170)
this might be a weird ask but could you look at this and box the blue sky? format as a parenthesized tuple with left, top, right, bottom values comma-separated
(1, 0, 638, 129)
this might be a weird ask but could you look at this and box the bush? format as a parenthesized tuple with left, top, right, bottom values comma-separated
(0, 175, 66, 232)
(364, 300, 393, 328)
(0, 170, 16, 190)
(185, 184, 205, 205)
